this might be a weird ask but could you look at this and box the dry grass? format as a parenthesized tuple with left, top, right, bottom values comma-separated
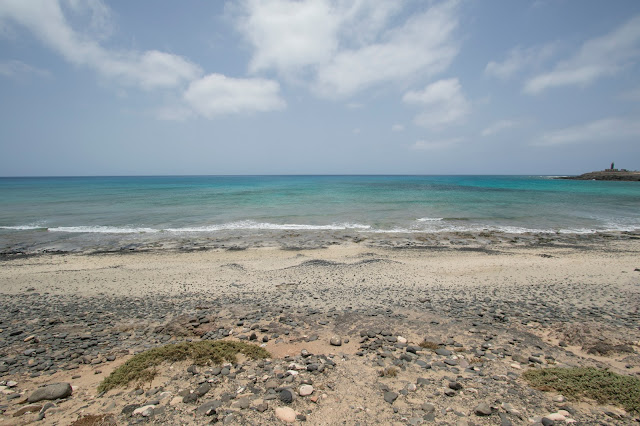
(418, 340, 441, 351)
(70, 414, 117, 426)
(523, 367, 640, 414)
(377, 366, 398, 378)
(98, 340, 270, 393)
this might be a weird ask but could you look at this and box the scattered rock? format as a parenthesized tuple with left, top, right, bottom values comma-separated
(275, 406, 297, 423)
(27, 383, 72, 403)
(474, 403, 492, 416)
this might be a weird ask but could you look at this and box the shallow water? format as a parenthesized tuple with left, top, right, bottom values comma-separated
(1, 175, 639, 252)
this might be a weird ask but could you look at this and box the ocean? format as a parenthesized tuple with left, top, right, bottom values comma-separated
(1, 175, 639, 253)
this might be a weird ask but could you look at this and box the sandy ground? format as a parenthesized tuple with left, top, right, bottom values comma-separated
(1, 240, 640, 425)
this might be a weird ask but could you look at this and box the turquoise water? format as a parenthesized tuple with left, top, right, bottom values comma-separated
(1, 175, 639, 250)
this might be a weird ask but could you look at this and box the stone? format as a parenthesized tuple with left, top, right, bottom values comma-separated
(195, 383, 211, 397)
(232, 397, 250, 410)
(13, 404, 42, 417)
(330, 336, 342, 346)
(275, 406, 297, 423)
(383, 391, 398, 404)
(546, 413, 566, 421)
(182, 392, 198, 404)
(299, 384, 314, 396)
(552, 395, 565, 403)
(280, 388, 295, 404)
(196, 400, 222, 416)
(448, 381, 463, 390)
(498, 412, 513, 426)
(474, 403, 492, 416)
(133, 405, 155, 417)
(421, 403, 435, 413)
(265, 379, 279, 389)
(28, 383, 72, 403)
(435, 348, 452, 356)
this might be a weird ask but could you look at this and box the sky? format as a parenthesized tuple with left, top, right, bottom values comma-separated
(1, 0, 639, 176)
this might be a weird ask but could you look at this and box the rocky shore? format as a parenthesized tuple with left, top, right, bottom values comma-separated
(557, 170, 640, 181)
(1, 241, 639, 425)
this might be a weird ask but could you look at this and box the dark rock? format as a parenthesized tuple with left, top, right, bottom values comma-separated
(28, 383, 72, 403)
(383, 391, 398, 404)
(195, 383, 211, 397)
(196, 400, 222, 416)
(448, 381, 463, 390)
(280, 388, 295, 404)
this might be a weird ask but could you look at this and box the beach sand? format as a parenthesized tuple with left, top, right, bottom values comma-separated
(1, 239, 639, 424)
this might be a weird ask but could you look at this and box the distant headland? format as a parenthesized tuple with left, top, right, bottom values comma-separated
(558, 163, 640, 181)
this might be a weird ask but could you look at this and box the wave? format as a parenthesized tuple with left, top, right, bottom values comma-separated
(2, 221, 638, 236)
(165, 221, 372, 232)
(0, 225, 47, 231)
(14, 221, 372, 234)
(48, 226, 159, 234)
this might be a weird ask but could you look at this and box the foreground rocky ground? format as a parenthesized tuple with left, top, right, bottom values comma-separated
(1, 242, 639, 425)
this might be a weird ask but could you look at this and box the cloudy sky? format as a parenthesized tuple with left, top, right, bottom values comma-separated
(1, 0, 639, 176)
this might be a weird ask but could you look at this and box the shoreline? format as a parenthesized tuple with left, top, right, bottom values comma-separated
(2, 228, 639, 259)
(1, 242, 640, 424)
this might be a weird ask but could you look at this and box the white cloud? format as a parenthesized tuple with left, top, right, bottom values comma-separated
(524, 15, 640, 94)
(236, 0, 460, 97)
(238, 0, 340, 74)
(533, 117, 640, 146)
(0, 0, 289, 120)
(0, 59, 50, 79)
(184, 74, 285, 118)
(392, 124, 404, 132)
(485, 44, 557, 79)
(481, 119, 521, 137)
(402, 78, 470, 128)
(315, 1, 460, 97)
(411, 137, 463, 150)
(0, 0, 202, 90)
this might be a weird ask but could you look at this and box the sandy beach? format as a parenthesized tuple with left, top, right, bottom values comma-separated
(1, 238, 639, 425)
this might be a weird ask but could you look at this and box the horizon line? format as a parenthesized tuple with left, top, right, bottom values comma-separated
(0, 173, 575, 178)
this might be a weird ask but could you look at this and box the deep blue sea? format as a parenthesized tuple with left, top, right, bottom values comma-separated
(1, 175, 639, 252)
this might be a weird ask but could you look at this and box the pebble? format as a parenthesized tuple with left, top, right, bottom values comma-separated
(133, 405, 155, 417)
(275, 406, 297, 423)
(13, 404, 42, 417)
(299, 384, 314, 396)
(384, 391, 398, 404)
(330, 336, 342, 346)
(474, 403, 492, 416)
(280, 388, 295, 404)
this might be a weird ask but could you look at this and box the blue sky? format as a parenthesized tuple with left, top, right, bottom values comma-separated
(1, 0, 639, 176)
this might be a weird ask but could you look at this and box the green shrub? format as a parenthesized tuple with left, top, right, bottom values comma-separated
(523, 367, 640, 414)
(98, 341, 270, 393)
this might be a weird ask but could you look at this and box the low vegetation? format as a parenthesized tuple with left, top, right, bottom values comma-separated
(523, 367, 640, 414)
(418, 340, 440, 351)
(98, 341, 270, 393)
(378, 366, 398, 378)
